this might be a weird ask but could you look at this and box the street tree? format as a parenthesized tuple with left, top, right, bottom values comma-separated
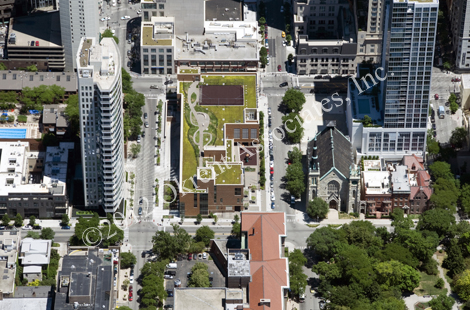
(195, 226, 215, 247)
(306, 226, 347, 260)
(1, 214, 10, 227)
(285, 162, 305, 198)
(233, 214, 240, 223)
(460, 184, 470, 215)
(40, 228, 55, 240)
(289, 249, 308, 296)
(102, 29, 119, 44)
(196, 214, 203, 224)
(390, 208, 413, 231)
(430, 178, 459, 212)
(122, 279, 130, 290)
(282, 113, 304, 143)
(121, 68, 133, 93)
(72, 213, 100, 246)
(429, 293, 455, 310)
(29, 216, 36, 227)
(130, 144, 141, 158)
(427, 134, 440, 155)
(450, 127, 467, 148)
(120, 252, 137, 269)
(259, 17, 266, 25)
(374, 260, 421, 292)
(307, 198, 329, 220)
(61, 214, 70, 226)
(189, 268, 210, 287)
(26, 231, 40, 239)
(429, 161, 454, 180)
(14, 213, 23, 227)
(375, 243, 419, 268)
(288, 147, 302, 164)
(282, 89, 306, 112)
(443, 62, 451, 72)
(417, 208, 455, 238)
(442, 239, 465, 278)
(232, 222, 241, 238)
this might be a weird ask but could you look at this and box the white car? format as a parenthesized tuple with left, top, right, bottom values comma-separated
(23, 225, 32, 230)
(164, 274, 174, 279)
(282, 41, 287, 47)
(137, 10, 142, 14)
(271, 193, 275, 201)
(203, 252, 207, 259)
(130, 275, 134, 284)
(106, 17, 111, 20)
(100, 18, 107, 22)
(270, 161, 274, 168)
(268, 107, 272, 115)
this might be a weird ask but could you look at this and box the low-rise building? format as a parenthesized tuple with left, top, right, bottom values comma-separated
(42, 105, 68, 136)
(55, 247, 114, 310)
(361, 155, 432, 216)
(6, 12, 65, 71)
(0, 230, 19, 298)
(0, 141, 73, 218)
(19, 238, 52, 282)
(174, 288, 245, 310)
(241, 212, 289, 310)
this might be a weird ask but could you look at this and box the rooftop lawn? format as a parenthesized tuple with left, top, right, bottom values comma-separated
(226, 140, 232, 161)
(181, 82, 198, 191)
(180, 68, 199, 74)
(201, 75, 257, 145)
(199, 168, 213, 179)
(213, 164, 242, 185)
(142, 27, 173, 46)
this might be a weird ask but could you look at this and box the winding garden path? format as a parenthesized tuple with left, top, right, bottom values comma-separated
(187, 80, 210, 166)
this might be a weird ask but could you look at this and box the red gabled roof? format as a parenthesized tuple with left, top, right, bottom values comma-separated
(242, 212, 289, 310)
(402, 154, 425, 171)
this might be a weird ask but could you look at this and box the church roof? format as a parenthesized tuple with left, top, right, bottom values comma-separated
(310, 122, 353, 179)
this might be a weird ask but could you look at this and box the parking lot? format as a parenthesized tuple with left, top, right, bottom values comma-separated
(164, 254, 225, 305)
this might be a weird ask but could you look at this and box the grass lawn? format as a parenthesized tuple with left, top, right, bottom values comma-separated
(213, 164, 242, 184)
(407, 214, 421, 220)
(180, 68, 199, 74)
(414, 271, 447, 296)
(339, 212, 358, 220)
(191, 92, 197, 103)
(415, 302, 430, 310)
(200, 168, 213, 179)
(76, 211, 94, 215)
(201, 75, 257, 145)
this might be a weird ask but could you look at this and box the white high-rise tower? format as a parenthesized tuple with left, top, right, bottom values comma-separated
(76, 37, 124, 212)
(60, 0, 99, 71)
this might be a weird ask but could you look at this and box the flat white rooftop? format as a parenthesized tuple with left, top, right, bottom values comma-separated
(363, 171, 391, 195)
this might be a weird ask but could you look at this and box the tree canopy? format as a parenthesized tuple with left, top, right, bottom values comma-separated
(307, 197, 329, 220)
(288, 147, 302, 164)
(195, 226, 215, 247)
(282, 89, 306, 112)
(288, 249, 308, 296)
(417, 208, 455, 238)
(40, 228, 55, 240)
(285, 162, 305, 198)
(120, 252, 137, 269)
(429, 293, 455, 310)
(282, 112, 304, 143)
(152, 224, 191, 260)
(450, 127, 467, 148)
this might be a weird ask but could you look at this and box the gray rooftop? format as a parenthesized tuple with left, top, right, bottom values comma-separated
(14, 286, 52, 298)
(0, 297, 51, 310)
(43, 105, 68, 127)
(69, 272, 92, 297)
(54, 249, 113, 310)
(227, 250, 250, 277)
(0, 230, 19, 295)
(174, 288, 244, 310)
(391, 165, 411, 193)
(0, 71, 77, 92)
(9, 12, 62, 47)
(205, 0, 242, 21)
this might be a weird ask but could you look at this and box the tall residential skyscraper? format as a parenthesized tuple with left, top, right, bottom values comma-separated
(347, 0, 438, 159)
(356, 0, 387, 64)
(76, 37, 124, 212)
(60, 0, 99, 71)
(449, 0, 470, 69)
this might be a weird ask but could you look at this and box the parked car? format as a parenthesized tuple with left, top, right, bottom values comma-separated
(280, 5, 284, 12)
(35, 41, 39, 46)
(203, 252, 207, 259)
(163, 305, 173, 309)
(271, 202, 275, 209)
(167, 290, 174, 297)
(187, 272, 192, 279)
(281, 31, 286, 38)
(137, 135, 141, 143)
(278, 65, 282, 72)
(270, 167, 274, 174)
(268, 107, 272, 115)
(23, 225, 32, 230)
(150, 85, 159, 89)
(434, 93, 439, 100)
(145, 122, 149, 128)
(188, 253, 193, 260)
(130, 275, 134, 283)
(138, 207, 143, 215)
(164, 274, 174, 279)
(62, 225, 71, 230)
(279, 82, 288, 87)
(271, 193, 275, 201)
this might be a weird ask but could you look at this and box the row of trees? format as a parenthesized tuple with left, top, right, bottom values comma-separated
(139, 260, 168, 309)
(21, 84, 65, 111)
(122, 68, 145, 141)
(285, 147, 305, 199)
(70, 213, 124, 247)
(189, 262, 211, 287)
(281, 89, 305, 143)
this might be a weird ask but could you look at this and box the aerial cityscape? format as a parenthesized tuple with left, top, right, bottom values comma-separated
(0, 0, 469, 309)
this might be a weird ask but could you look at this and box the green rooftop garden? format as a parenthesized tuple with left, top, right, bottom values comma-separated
(226, 140, 232, 162)
(142, 27, 173, 46)
(214, 164, 242, 185)
(181, 82, 198, 191)
(180, 68, 199, 74)
(200, 75, 257, 145)
(199, 168, 213, 179)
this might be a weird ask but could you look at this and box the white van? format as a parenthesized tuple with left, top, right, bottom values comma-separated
(166, 263, 177, 269)
(299, 293, 305, 303)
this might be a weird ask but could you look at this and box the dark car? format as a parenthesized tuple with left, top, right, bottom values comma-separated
(209, 277, 213, 281)
(164, 80, 173, 85)
(62, 225, 71, 230)
(142, 251, 146, 258)
(138, 207, 143, 215)
(144, 112, 148, 119)
(187, 272, 192, 279)
(163, 305, 173, 309)
(31, 41, 35, 46)
(167, 290, 174, 297)
(432, 124, 436, 130)
(279, 82, 288, 87)
(271, 202, 275, 209)
(130, 268, 134, 276)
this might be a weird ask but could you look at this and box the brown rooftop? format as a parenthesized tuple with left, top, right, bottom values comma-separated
(200, 85, 244, 106)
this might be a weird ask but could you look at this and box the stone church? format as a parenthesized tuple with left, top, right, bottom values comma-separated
(306, 122, 360, 213)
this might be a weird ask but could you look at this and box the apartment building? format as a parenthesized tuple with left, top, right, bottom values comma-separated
(347, 0, 438, 159)
(0, 141, 72, 218)
(293, 0, 357, 76)
(59, 0, 99, 71)
(356, 0, 387, 64)
(76, 37, 124, 212)
(449, 0, 470, 69)
(140, 16, 174, 75)
(0, 0, 15, 24)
